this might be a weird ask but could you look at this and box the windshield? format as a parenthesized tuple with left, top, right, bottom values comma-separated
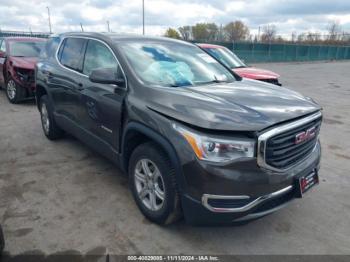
(204, 47, 246, 69)
(120, 42, 235, 87)
(10, 41, 45, 57)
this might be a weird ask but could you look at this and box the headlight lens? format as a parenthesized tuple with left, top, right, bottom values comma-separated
(173, 124, 255, 163)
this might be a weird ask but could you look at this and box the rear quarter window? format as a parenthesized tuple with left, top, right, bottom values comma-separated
(40, 36, 61, 60)
(59, 38, 86, 72)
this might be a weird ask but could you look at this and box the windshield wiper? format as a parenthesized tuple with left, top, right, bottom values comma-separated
(196, 79, 229, 85)
(167, 83, 193, 88)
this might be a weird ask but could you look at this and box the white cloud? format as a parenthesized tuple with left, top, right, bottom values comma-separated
(0, 0, 349, 35)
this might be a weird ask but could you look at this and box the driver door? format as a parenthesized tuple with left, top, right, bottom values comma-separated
(77, 39, 127, 150)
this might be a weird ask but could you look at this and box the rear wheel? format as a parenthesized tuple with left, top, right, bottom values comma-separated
(0, 224, 4, 253)
(40, 95, 64, 140)
(6, 77, 26, 104)
(129, 142, 182, 225)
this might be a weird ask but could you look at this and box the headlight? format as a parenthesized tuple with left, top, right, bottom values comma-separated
(173, 124, 255, 163)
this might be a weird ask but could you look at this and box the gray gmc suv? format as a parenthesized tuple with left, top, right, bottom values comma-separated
(35, 33, 322, 225)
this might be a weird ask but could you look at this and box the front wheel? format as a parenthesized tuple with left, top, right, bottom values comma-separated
(129, 142, 182, 225)
(6, 77, 26, 104)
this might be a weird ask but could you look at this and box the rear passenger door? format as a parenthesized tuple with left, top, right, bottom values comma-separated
(78, 39, 127, 150)
(50, 37, 87, 125)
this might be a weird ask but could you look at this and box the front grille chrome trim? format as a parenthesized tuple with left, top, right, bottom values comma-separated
(257, 111, 322, 172)
(202, 185, 293, 213)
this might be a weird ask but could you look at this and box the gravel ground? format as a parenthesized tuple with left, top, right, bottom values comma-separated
(0, 61, 349, 255)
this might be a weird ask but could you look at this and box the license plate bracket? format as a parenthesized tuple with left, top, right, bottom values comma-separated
(295, 170, 319, 198)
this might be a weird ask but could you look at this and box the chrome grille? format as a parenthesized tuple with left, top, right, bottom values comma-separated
(258, 111, 322, 171)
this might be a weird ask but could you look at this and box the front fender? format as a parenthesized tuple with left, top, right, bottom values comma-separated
(122, 122, 187, 194)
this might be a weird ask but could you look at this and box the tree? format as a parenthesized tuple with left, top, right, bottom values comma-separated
(223, 21, 250, 42)
(327, 21, 341, 41)
(178, 26, 192, 40)
(261, 24, 277, 42)
(297, 33, 306, 42)
(306, 32, 321, 43)
(206, 23, 219, 41)
(192, 23, 211, 41)
(164, 28, 181, 39)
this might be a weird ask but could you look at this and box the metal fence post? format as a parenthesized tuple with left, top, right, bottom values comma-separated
(252, 41, 255, 62)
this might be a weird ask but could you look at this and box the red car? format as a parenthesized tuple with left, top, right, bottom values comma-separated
(197, 43, 281, 86)
(0, 37, 46, 103)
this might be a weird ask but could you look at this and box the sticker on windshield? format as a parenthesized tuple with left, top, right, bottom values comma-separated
(197, 53, 217, 63)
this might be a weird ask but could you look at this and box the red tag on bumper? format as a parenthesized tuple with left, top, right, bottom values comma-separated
(296, 170, 319, 198)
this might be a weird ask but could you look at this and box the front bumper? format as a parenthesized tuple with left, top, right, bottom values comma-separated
(181, 141, 321, 225)
(12, 70, 36, 93)
(182, 184, 297, 225)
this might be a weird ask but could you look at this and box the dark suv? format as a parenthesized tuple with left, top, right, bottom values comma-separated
(35, 33, 322, 225)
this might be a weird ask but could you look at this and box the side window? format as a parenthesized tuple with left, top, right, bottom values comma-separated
(0, 40, 6, 52)
(83, 40, 119, 76)
(59, 38, 86, 71)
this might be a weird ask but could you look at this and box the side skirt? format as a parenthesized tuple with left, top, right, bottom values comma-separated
(54, 113, 123, 169)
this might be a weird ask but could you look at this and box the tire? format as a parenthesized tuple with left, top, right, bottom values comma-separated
(39, 95, 64, 140)
(0, 225, 4, 253)
(5, 77, 26, 104)
(129, 142, 182, 225)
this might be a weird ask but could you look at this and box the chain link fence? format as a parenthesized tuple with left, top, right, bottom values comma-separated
(210, 42, 350, 63)
(0, 30, 49, 38)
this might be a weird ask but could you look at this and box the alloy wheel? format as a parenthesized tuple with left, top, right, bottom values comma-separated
(134, 159, 165, 211)
(7, 80, 16, 100)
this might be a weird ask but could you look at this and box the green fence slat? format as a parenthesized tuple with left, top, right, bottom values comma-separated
(195, 40, 350, 63)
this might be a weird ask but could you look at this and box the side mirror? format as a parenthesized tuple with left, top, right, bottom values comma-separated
(89, 68, 125, 88)
(0, 52, 6, 58)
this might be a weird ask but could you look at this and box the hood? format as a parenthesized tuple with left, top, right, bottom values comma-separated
(233, 67, 280, 80)
(9, 57, 38, 70)
(146, 79, 321, 131)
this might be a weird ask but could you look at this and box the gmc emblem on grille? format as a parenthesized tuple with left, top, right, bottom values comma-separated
(295, 126, 317, 144)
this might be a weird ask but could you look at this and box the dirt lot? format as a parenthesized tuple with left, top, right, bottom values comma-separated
(0, 61, 349, 255)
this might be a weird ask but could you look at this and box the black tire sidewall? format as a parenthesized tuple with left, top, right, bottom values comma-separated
(39, 95, 63, 140)
(129, 143, 178, 224)
(0, 224, 4, 253)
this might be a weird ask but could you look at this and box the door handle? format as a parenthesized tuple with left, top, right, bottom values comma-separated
(77, 83, 84, 91)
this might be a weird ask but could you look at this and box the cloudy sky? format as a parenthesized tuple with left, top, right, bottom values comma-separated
(0, 0, 350, 37)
